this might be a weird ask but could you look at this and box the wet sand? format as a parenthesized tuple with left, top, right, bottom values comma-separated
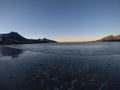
(0, 44, 120, 90)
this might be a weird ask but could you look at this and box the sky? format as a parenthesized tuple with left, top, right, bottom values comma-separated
(0, 0, 120, 42)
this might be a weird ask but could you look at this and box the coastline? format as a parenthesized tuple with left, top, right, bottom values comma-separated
(0, 46, 120, 90)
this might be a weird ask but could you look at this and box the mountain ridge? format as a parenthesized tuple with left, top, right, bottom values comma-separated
(96, 35, 120, 42)
(0, 32, 57, 44)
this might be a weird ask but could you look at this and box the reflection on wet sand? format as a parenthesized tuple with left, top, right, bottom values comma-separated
(0, 46, 23, 58)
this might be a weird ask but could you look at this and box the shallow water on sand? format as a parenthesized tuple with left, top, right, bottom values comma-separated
(1, 42, 120, 90)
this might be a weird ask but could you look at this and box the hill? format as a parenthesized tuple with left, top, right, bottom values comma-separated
(96, 35, 120, 42)
(0, 32, 57, 44)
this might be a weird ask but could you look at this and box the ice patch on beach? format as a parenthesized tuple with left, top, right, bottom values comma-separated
(7, 42, 120, 56)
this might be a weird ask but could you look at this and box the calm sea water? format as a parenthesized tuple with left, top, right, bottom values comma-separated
(0, 42, 120, 90)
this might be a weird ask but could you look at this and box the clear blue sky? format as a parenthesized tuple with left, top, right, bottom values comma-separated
(0, 0, 120, 42)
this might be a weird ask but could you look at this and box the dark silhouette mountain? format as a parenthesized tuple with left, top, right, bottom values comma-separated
(0, 32, 57, 44)
(41, 38, 57, 43)
(0, 32, 28, 41)
(96, 35, 120, 42)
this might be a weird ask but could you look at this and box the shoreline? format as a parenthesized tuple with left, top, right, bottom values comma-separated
(0, 43, 120, 90)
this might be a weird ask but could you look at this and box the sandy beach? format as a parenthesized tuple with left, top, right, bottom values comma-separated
(0, 42, 120, 90)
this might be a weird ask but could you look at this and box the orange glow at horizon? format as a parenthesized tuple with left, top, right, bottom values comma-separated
(56, 37, 99, 42)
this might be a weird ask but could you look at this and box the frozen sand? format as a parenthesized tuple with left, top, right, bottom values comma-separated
(0, 42, 120, 90)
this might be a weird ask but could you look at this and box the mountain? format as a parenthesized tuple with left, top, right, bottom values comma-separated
(0, 32, 57, 44)
(0, 32, 28, 41)
(96, 35, 120, 42)
(41, 38, 57, 43)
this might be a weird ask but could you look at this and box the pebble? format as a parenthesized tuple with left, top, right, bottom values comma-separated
(81, 82, 86, 86)
(71, 79, 77, 85)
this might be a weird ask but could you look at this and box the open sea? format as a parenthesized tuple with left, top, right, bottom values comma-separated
(1, 42, 120, 90)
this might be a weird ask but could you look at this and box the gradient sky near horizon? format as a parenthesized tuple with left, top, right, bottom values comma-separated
(0, 0, 120, 42)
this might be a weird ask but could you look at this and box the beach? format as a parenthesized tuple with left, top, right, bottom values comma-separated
(0, 42, 120, 90)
